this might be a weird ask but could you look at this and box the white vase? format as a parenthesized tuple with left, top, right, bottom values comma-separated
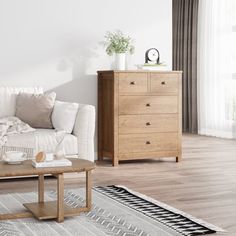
(115, 53, 126, 70)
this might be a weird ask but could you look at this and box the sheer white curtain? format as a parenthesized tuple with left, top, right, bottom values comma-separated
(198, 0, 235, 138)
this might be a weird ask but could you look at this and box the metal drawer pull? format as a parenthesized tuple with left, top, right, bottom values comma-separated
(146, 122, 151, 126)
(146, 103, 151, 107)
(161, 81, 166, 85)
(130, 81, 135, 85)
(146, 141, 151, 145)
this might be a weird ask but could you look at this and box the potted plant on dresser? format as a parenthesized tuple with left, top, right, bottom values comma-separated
(103, 30, 135, 70)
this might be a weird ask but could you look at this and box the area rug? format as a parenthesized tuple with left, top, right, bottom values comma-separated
(0, 185, 224, 236)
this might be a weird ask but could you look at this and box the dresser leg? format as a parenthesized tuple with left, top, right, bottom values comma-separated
(113, 157, 119, 166)
(98, 151, 103, 161)
(176, 156, 182, 162)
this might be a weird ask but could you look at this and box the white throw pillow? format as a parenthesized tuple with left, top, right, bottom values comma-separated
(52, 101, 79, 134)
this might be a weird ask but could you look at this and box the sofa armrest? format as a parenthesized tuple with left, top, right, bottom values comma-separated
(73, 104, 95, 162)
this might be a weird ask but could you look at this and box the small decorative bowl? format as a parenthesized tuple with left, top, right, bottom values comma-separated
(3, 151, 27, 165)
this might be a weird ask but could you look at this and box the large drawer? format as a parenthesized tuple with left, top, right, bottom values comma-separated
(119, 96, 178, 114)
(119, 114, 178, 134)
(150, 73, 178, 94)
(119, 73, 147, 94)
(119, 133, 178, 154)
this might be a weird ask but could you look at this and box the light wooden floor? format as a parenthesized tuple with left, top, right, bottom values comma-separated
(0, 134, 236, 235)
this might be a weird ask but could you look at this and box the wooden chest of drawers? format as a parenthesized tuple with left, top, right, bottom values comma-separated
(97, 70, 182, 166)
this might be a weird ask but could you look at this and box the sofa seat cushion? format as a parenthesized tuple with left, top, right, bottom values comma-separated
(5, 129, 78, 156)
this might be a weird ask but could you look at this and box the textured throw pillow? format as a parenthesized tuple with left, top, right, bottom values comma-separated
(52, 101, 79, 133)
(16, 92, 56, 128)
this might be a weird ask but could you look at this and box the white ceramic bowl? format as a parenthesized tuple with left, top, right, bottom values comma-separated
(3, 151, 27, 165)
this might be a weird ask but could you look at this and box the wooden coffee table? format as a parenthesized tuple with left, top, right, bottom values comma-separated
(0, 158, 95, 222)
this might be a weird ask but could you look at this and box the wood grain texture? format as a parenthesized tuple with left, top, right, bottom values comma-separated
(118, 150, 179, 160)
(57, 174, 64, 222)
(119, 133, 178, 154)
(0, 212, 33, 220)
(97, 71, 104, 161)
(38, 175, 44, 203)
(1, 135, 235, 234)
(86, 171, 92, 210)
(119, 95, 178, 115)
(119, 114, 178, 134)
(98, 71, 182, 165)
(0, 159, 95, 178)
(177, 73, 182, 162)
(150, 73, 178, 94)
(97, 72, 115, 163)
(23, 201, 78, 220)
(0, 160, 95, 222)
(113, 72, 119, 166)
(97, 70, 183, 74)
(119, 72, 147, 94)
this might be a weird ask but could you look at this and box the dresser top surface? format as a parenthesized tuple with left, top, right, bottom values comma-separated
(97, 70, 183, 74)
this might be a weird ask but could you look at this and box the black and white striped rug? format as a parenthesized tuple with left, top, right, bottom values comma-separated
(0, 185, 224, 236)
(94, 185, 224, 236)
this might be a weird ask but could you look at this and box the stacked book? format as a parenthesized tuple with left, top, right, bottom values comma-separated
(137, 63, 167, 71)
(32, 159, 72, 168)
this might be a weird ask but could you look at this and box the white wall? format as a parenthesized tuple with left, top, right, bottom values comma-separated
(0, 0, 172, 106)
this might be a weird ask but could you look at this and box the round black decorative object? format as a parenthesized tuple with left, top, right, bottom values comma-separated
(145, 48, 160, 64)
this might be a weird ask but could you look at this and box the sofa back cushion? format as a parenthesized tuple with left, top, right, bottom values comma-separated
(52, 101, 79, 133)
(16, 92, 56, 129)
(0, 87, 43, 118)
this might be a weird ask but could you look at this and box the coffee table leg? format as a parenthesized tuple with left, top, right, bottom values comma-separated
(38, 175, 44, 203)
(57, 173, 64, 222)
(86, 170, 92, 210)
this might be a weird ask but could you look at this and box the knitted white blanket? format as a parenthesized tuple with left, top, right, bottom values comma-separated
(0, 117, 35, 147)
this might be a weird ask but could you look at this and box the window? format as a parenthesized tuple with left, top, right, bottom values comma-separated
(227, 2, 236, 120)
(233, 1, 236, 77)
(198, 0, 236, 137)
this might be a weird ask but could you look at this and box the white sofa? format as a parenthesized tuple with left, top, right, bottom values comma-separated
(0, 87, 95, 162)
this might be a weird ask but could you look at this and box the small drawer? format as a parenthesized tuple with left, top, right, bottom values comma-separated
(119, 114, 178, 134)
(119, 96, 178, 115)
(119, 133, 178, 154)
(119, 73, 147, 94)
(150, 73, 178, 94)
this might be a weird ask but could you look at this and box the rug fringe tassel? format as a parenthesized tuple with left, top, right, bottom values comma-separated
(115, 185, 226, 233)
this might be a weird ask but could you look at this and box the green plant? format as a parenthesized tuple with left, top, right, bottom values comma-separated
(103, 30, 135, 56)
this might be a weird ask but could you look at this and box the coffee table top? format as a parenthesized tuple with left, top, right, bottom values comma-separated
(0, 158, 95, 178)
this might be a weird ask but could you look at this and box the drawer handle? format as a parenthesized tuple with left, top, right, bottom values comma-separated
(146, 103, 151, 107)
(146, 141, 151, 145)
(130, 81, 135, 85)
(146, 122, 151, 126)
(161, 81, 166, 85)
